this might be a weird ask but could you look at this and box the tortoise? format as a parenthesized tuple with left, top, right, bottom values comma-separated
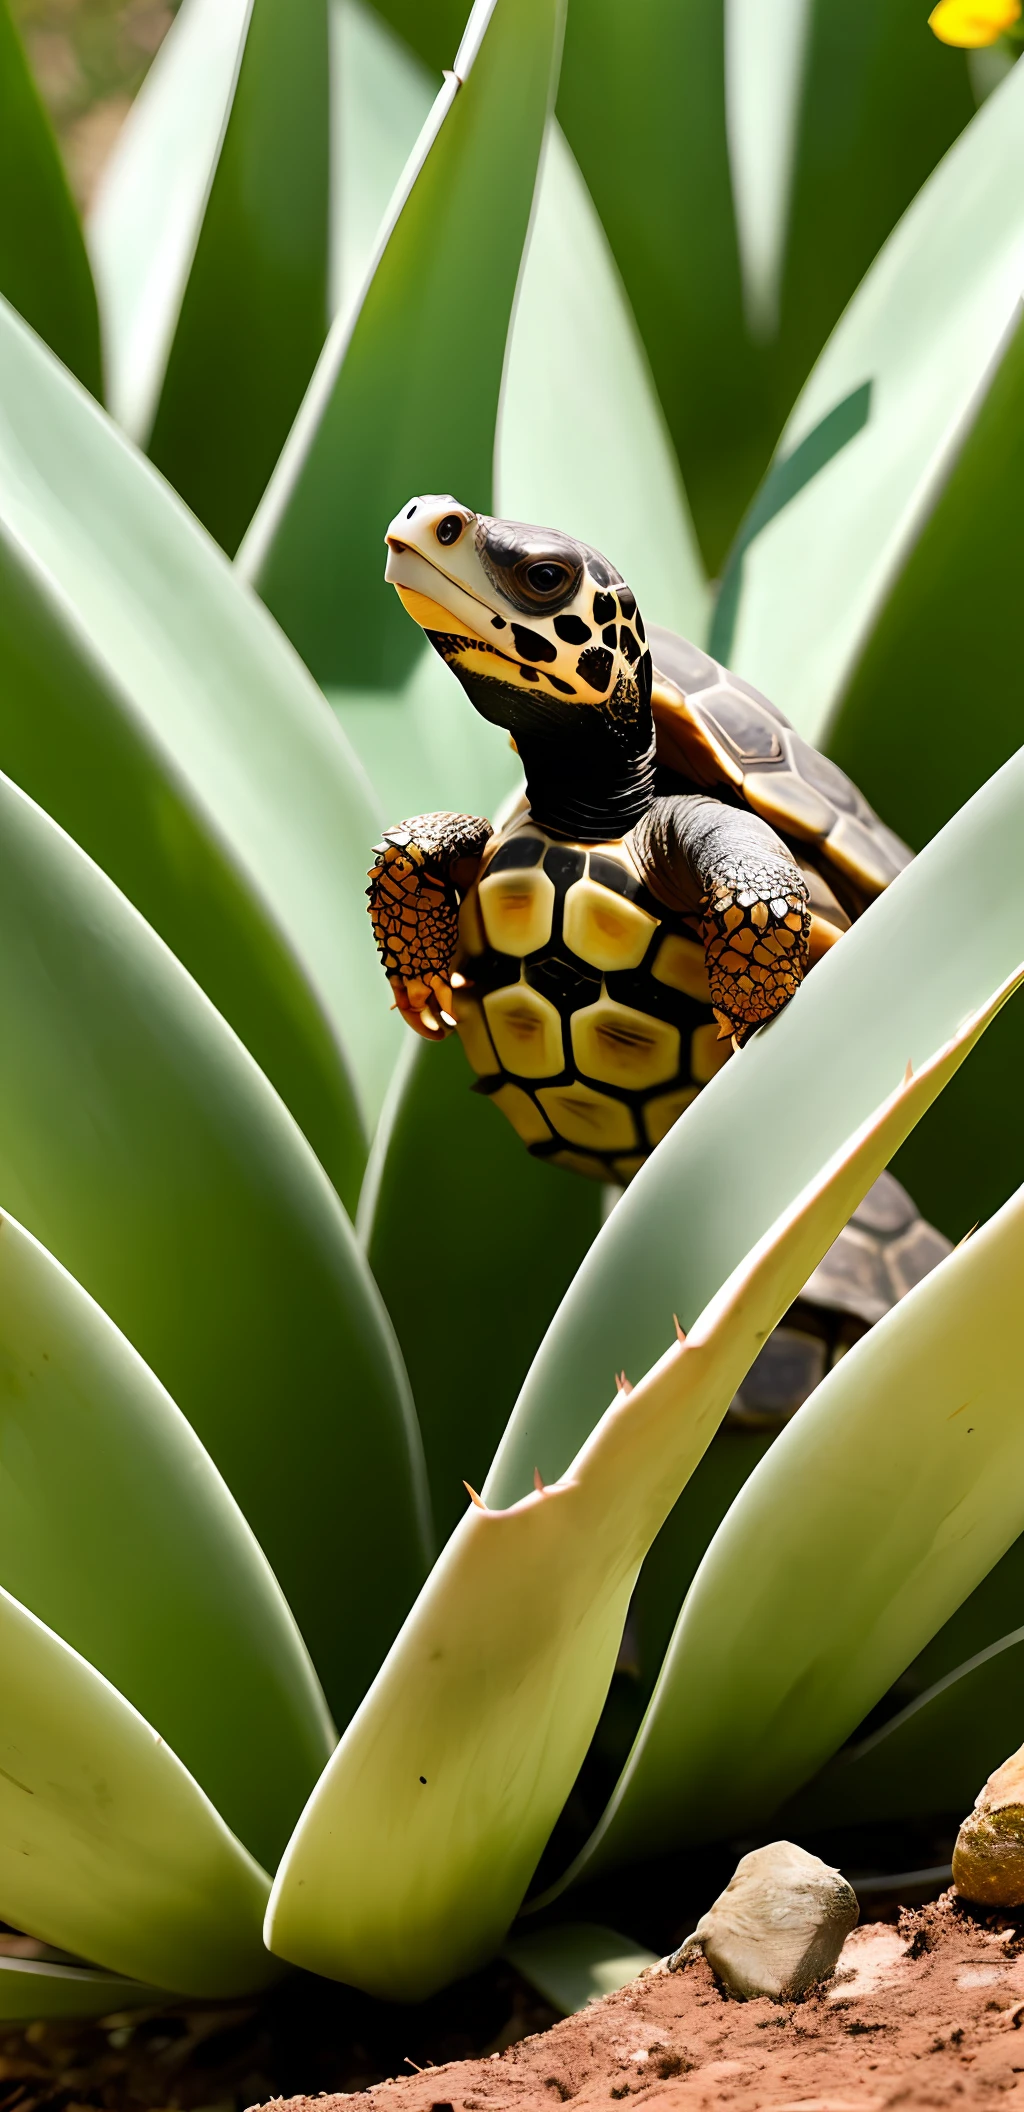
(368, 494, 913, 1185)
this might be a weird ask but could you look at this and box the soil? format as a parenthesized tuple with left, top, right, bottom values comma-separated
(263, 1895, 1024, 2112)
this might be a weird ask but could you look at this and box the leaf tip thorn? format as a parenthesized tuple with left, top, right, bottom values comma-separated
(673, 1313, 686, 1344)
(615, 1370, 632, 1395)
(533, 1466, 545, 1493)
(463, 1480, 487, 1510)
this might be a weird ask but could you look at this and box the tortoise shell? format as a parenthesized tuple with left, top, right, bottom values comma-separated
(450, 626, 913, 1184)
(727, 1171, 951, 1428)
(648, 627, 912, 913)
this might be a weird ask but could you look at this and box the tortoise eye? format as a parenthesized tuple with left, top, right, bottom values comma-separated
(435, 514, 464, 546)
(525, 560, 570, 595)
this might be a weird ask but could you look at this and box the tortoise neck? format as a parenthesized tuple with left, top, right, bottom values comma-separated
(517, 732, 658, 843)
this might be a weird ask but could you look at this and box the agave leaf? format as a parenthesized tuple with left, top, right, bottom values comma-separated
(359, 1034, 600, 1546)
(0, 292, 398, 1175)
(485, 748, 1024, 1512)
(329, 0, 436, 325)
(90, 0, 330, 554)
(0, 1956, 167, 2022)
(552, 0, 757, 576)
(496, 121, 707, 641)
(502, 1924, 657, 2016)
(719, 58, 1024, 727)
(789, 1626, 1024, 1834)
(570, 1168, 1024, 1878)
(361, 0, 465, 72)
(0, 1211, 333, 1873)
(0, 768, 429, 1733)
(264, 1013, 997, 1999)
(0, 0, 102, 394)
(240, 0, 564, 693)
(727, 0, 974, 373)
(0, 1587, 274, 1995)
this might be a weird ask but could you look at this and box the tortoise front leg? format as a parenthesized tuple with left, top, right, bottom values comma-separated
(367, 810, 492, 1040)
(631, 794, 810, 1038)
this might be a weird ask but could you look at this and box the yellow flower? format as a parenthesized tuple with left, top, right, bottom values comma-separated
(928, 0, 1021, 45)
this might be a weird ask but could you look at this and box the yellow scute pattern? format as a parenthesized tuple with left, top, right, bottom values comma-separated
(478, 868, 555, 957)
(571, 997, 679, 1090)
(490, 1084, 551, 1146)
(652, 933, 711, 1001)
(537, 1082, 636, 1152)
(562, 878, 658, 972)
(483, 983, 563, 1078)
(690, 1023, 732, 1084)
(453, 994, 498, 1077)
(644, 1085, 699, 1147)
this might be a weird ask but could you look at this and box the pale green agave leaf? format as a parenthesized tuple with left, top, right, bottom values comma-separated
(0, 290, 398, 1169)
(359, 1033, 600, 1546)
(240, 0, 564, 696)
(0, 0, 102, 394)
(789, 1626, 1024, 1834)
(0, 1956, 166, 2023)
(0, 1587, 274, 1996)
(265, 1012, 998, 1999)
(719, 56, 1024, 732)
(328, 0, 436, 325)
(496, 121, 707, 643)
(502, 1924, 658, 2017)
(90, 0, 329, 554)
(724, 0, 812, 341)
(0, 766, 429, 1734)
(0, 1210, 333, 1873)
(573, 1172, 1024, 1876)
(486, 747, 1024, 1512)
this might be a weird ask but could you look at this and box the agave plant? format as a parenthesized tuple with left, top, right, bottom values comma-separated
(0, 0, 1019, 2029)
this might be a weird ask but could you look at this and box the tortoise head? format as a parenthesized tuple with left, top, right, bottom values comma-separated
(383, 496, 653, 750)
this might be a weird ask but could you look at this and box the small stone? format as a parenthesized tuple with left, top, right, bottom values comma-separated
(953, 1744, 1024, 1907)
(668, 1841, 859, 2000)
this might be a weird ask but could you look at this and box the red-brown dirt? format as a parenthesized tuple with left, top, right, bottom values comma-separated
(260, 1896, 1024, 2112)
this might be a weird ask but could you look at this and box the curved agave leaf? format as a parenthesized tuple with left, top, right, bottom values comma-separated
(0, 768, 429, 1732)
(0, 0, 101, 394)
(264, 1013, 999, 1998)
(90, 0, 329, 553)
(496, 122, 707, 642)
(240, 0, 564, 693)
(359, 1033, 600, 1546)
(574, 1177, 1024, 1875)
(329, 0, 436, 325)
(789, 1626, 1024, 1833)
(0, 1587, 274, 1995)
(485, 747, 1024, 1511)
(719, 58, 1024, 724)
(0, 1955, 166, 2022)
(0, 1211, 333, 1873)
(502, 1924, 657, 2016)
(0, 291, 397, 1176)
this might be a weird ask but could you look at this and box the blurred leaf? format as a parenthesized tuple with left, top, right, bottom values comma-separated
(241, 0, 563, 691)
(327, 618, 523, 826)
(0, 1587, 274, 1995)
(361, 0, 466, 72)
(775, 0, 974, 415)
(90, 0, 330, 554)
(0, 1956, 165, 2022)
(789, 1626, 1024, 1833)
(0, 1211, 333, 1873)
(359, 1034, 600, 1546)
(553, 0, 760, 576)
(722, 60, 1024, 730)
(496, 122, 707, 642)
(0, 0, 101, 395)
(0, 768, 430, 1733)
(502, 1923, 657, 2015)
(328, 0, 436, 324)
(0, 292, 398, 1182)
(574, 1172, 1024, 1875)
(264, 1017, 993, 1998)
(485, 750, 1024, 1513)
(897, 1529, 1024, 1701)
(831, 316, 1024, 1238)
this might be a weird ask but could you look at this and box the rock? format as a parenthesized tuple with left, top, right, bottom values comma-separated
(669, 1841, 859, 2000)
(953, 1744, 1024, 1907)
